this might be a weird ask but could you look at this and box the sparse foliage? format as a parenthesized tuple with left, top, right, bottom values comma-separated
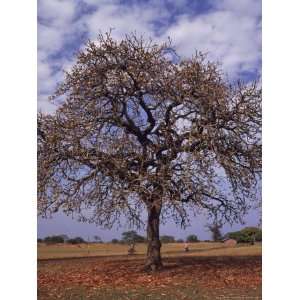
(38, 33, 261, 270)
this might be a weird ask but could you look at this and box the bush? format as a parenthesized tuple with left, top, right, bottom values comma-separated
(160, 235, 175, 243)
(255, 229, 262, 242)
(58, 234, 69, 242)
(186, 234, 199, 243)
(37, 238, 43, 243)
(44, 235, 65, 244)
(67, 237, 86, 244)
(111, 238, 119, 244)
(176, 239, 184, 243)
(121, 231, 146, 244)
(225, 227, 262, 243)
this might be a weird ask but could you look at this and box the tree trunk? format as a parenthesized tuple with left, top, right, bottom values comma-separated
(144, 203, 163, 271)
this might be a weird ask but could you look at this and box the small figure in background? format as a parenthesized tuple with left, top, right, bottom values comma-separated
(184, 242, 189, 252)
(128, 242, 136, 255)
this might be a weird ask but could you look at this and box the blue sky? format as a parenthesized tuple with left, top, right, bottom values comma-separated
(37, 0, 261, 241)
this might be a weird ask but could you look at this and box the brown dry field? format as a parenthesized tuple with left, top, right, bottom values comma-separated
(38, 242, 262, 300)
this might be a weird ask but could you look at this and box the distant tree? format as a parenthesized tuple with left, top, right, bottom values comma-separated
(44, 235, 64, 244)
(207, 221, 223, 242)
(226, 227, 262, 243)
(255, 229, 262, 242)
(241, 227, 261, 244)
(58, 234, 69, 243)
(186, 234, 199, 243)
(121, 231, 146, 244)
(94, 235, 103, 243)
(176, 239, 184, 243)
(111, 238, 119, 244)
(37, 238, 43, 243)
(38, 33, 262, 271)
(67, 237, 86, 244)
(160, 235, 175, 243)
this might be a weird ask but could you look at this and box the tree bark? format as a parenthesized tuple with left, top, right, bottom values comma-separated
(144, 203, 163, 271)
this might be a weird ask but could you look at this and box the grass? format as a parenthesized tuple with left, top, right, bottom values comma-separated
(38, 242, 261, 260)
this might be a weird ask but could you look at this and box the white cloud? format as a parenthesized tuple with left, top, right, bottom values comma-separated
(37, 95, 58, 114)
(38, 24, 64, 54)
(81, 1, 170, 41)
(214, 0, 261, 18)
(163, 0, 261, 78)
(37, 60, 53, 93)
(38, 0, 76, 26)
(38, 0, 261, 113)
(37, 0, 82, 112)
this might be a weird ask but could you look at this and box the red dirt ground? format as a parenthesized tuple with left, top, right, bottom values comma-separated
(38, 255, 261, 298)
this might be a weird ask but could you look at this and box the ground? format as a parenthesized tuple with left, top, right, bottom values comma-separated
(38, 242, 262, 300)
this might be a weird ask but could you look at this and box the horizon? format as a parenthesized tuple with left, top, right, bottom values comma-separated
(38, 206, 260, 242)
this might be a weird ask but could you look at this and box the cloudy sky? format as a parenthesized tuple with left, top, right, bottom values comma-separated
(38, 0, 261, 240)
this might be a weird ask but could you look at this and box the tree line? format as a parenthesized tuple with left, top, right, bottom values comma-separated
(225, 227, 262, 243)
(38, 235, 88, 244)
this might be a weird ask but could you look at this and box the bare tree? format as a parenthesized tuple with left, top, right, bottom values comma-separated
(206, 219, 223, 242)
(38, 33, 261, 271)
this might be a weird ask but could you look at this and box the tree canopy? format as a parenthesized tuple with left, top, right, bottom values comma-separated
(225, 227, 262, 243)
(38, 33, 261, 270)
(67, 237, 86, 244)
(121, 231, 146, 244)
(186, 234, 199, 243)
(160, 235, 176, 243)
(43, 235, 65, 244)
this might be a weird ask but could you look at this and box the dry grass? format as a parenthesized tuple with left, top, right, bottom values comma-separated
(38, 242, 261, 260)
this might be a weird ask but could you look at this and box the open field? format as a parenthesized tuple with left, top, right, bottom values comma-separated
(38, 242, 261, 260)
(38, 242, 261, 299)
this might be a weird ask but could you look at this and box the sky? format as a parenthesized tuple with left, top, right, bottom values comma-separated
(37, 0, 262, 241)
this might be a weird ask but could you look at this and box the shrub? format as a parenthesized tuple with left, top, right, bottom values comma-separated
(225, 227, 262, 243)
(67, 237, 86, 244)
(186, 234, 199, 243)
(121, 231, 146, 244)
(44, 235, 64, 244)
(160, 235, 175, 243)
